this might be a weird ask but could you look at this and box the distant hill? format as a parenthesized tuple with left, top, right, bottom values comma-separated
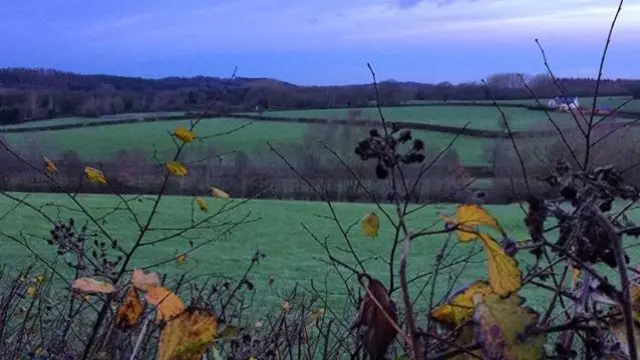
(0, 67, 298, 91)
(0, 67, 639, 125)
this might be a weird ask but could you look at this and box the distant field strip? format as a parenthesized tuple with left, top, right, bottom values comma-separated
(3, 106, 639, 139)
(0, 111, 188, 129)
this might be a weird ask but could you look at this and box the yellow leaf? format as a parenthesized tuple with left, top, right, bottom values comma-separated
(84, 166, 107, 185)
(44, 157, 58, 173)
(211, 186, 230, 199)
(144, 287, 186, 323)
(166, 161, 188, 176)
(479, 233, 522, 296)
(571, 266, 581, 290)
(174, 127, 196, 143)
(158, 308, 217, 360)
(34, 275, 46, 284)
(196, 197, 208, 213)
(116, 287, 143, 329)
(131, 268, 161, 291)
(72, 277, 116, 294)
(361, 212, 380, 237)
(175, 254, 187, 264)
(26, 286, 38, 297)
(430, 280, 494, 328)
(473, 293, 546, 359)
(442, 204, 504, 242)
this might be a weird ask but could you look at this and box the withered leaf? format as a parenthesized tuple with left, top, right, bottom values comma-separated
(115, 287, 143, 329)
(351, 274, 398, 360)
(473, 293, 545, 359)
(131, 268, 161, 291)
(72, 277, 116, 294)
(524, 195, 546, 260)
(158, 307, 217, 360)
(145, 287, 186, 323)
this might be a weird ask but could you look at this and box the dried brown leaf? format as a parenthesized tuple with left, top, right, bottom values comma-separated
(131, 268, 161, 291)
(350, 274, 398, 360)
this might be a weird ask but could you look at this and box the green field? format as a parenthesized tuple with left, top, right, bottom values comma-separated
(3, 102, 635, 170)
(245, 105, 607, 131)
(3, 117, 308, 162)
(2, 115, 500, 166)
(0, 111, 187, 129)
(407, 96, 640, 110)
(1, 193, 638, 317)
(2, 100, 640, 338)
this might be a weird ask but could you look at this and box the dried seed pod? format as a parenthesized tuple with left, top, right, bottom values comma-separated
(398, 130, 411, 143)
(375, 163, 389, 179)
(412, 139, 424, 151)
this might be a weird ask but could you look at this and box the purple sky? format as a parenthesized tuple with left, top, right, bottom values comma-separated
(1, 0, 639, 85)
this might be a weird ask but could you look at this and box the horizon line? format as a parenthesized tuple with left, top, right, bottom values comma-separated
(2, 66, 640, 88)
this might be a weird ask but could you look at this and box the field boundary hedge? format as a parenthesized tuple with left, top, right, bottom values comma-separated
(3, 104, 639, 139)
(0, 163, 498, 202)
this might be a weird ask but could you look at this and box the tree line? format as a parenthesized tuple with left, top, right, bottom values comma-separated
(1, 67, 640, 125)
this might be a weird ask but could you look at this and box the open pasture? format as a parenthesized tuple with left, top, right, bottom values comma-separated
(6, 101, 635, 169)
(246, 105, 604, 131)
(0, 111, 187, 129)
(1, 192, 638, 316)
(2, 117, 308, 162)
(407, 96, 640, 110)
(2, 115, 498, 166)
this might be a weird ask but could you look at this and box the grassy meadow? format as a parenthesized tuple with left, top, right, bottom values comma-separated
(0, 111, 188, 129)
(3, 117, 308, 163)
(2, 192, 639, 317)
(1, 104, 601, 167)
(4, 122, 496, 166)
(407, 96, 640, 110)
(245, 105, 591, 131)
(2, 100, 640, 358)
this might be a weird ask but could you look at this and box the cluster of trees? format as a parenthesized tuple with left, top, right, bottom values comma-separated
(1, 68, 639, 125)
(0, 125, 475, 203)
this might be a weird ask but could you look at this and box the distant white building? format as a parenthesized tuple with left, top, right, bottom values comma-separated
(548, 96, 580, 111)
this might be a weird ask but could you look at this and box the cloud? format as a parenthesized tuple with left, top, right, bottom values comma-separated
(396, 0, 479, 9)
(4, 0, 639, 60)
(336, 0, 640, 46)
(396, 0, 422, 9)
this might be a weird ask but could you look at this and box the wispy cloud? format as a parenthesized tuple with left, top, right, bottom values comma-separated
(395, 0, 479, 9)
(0, 0, 637, 83)
(62, 0, 639, 55)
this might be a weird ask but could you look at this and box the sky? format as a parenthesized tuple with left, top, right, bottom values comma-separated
(1, 0, 639, 85)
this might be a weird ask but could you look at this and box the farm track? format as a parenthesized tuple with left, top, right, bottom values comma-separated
(3, 103, 639, 139)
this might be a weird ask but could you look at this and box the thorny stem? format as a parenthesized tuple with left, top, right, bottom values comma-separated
(400, 233, 423, 360)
